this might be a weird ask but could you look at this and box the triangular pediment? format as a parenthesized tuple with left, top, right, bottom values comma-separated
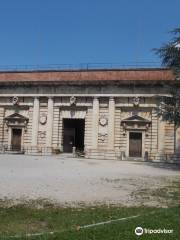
(5, 113, 28, 121)
(121, 115, 151, 123)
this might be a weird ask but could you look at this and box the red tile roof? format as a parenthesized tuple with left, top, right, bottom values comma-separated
(0, 68, 175, 83)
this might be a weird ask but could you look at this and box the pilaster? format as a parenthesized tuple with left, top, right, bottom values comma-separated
(46, 97, 54, 147)
(31, 97, 39, 146)
(92, 97, 99, 148)
(108, 97, 115, 149)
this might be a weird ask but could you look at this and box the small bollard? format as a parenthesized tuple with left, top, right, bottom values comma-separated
(72, 146, 76, 157)
(120, 151, 125, 160)
(144, 151, 148, 161)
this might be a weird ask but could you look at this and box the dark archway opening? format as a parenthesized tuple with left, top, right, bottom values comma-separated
(63, 119, 85, 153)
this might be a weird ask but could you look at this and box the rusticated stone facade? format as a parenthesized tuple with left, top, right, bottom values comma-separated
(0, 68, 179, 162)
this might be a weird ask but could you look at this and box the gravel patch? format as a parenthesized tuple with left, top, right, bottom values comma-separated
(0, 154, 179, 207)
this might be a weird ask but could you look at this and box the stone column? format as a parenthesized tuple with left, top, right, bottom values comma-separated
(92, 97, 99, 148)
(108, 97, 115, 149)
(158, 117, 165, 153)
(31, 97, 39, 146)
(46, 97, 54, 147)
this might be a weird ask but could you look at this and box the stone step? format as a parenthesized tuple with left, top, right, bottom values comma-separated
(85, 149, 117, 160)
(125, 157, 144, 161)
(1, 151, 25, 155)
(59, 153, 74, 158)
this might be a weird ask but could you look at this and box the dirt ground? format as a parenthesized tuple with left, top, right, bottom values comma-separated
(0, 154, 179, 207)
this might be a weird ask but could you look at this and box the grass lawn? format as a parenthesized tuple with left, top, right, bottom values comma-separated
(0, 179, 179, 240)
(0, 204, 179, 240)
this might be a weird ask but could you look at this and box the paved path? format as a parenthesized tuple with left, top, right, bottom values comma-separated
(0, 154, 179, 206)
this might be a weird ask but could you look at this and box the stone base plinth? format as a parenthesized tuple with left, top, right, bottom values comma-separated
(85, 149, 116, 160)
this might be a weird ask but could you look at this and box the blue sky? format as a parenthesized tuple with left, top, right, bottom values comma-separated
(0, 0, 179, 68)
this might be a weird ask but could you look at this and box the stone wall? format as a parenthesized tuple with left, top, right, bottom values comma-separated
(0, 83, 179, 162)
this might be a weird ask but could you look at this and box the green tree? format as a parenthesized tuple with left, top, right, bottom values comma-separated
(154, 28, 180, 152)
(157, 88, 180, 153)
(154, 28, 180, 78)
(157, 88, 180, 128)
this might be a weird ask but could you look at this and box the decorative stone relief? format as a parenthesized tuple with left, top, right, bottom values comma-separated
(133, 97, 140, 106)
(12, 96, 19, 105)
(39, 131, 46, 139)
(39, 113, 47, 125)
(98, 133, 107, 142)
(99, 115, 108, 126)
(98, 115, 108, 142)
(61, 110, 86, 119)
(70, 96, 76, 106)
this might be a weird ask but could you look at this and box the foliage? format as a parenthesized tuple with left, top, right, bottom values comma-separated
(154, 28, 180, 128)
(157, 88, 180, 128)
(154, 28, 180, 78)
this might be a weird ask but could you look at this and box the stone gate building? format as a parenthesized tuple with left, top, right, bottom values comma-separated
(0, 68, 179, 162)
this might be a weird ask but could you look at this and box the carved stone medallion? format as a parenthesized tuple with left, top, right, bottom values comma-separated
(39, 131, 46, 139)
(39, 114, 47, 125)
(12, 96, 19, 105)
(99, 116, 108, 126)
(70, 96, 76, 105)
(133, 97, 140, 106)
